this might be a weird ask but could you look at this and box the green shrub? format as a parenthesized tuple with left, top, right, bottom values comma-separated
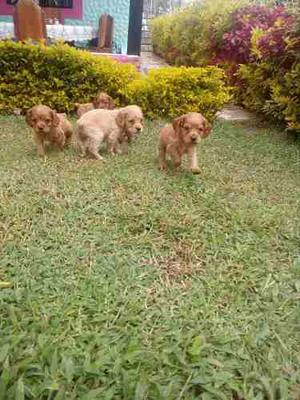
(236, 9, 300, 131)
(150, 13, 179, 64)
(150, 0, 249, 66)
(0, 41, 139, 113)
(0, 41, 230, 120)
(238, 61, 300, 130)
(274, 63, 300, 131)
(122, 66, 231, 120)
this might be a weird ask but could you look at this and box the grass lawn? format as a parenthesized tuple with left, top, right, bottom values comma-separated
(0, 115, 299, 400)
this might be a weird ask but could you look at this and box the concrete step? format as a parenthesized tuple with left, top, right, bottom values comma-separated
(141, 37, 152, 45)
(142, 30, 151, 38)
(141, 44, 153, 52)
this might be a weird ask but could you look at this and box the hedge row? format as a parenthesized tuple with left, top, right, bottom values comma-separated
(123, 66, 230, 120)
(0, 41, 138, 113)
(151, 0, 248, 66)
(0, 41, 230, 120)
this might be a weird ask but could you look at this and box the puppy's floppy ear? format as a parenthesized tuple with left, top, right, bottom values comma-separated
(116, 109, 127, 129)
(92, 95, 100, 108)
(201, 117, 212, 138)
(108, 96, 115, 110)
(26, 108, 34, 127)
(51, 110, 60, 127)
(172, 115, 186, 136)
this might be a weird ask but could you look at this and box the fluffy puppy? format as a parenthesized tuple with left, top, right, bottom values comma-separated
(26, 105, 73, 156)
(75, 105, 144, 160)
(159, 112, 211, 174)
(75, 92, 115, 118)
(95, 92, 115, 110)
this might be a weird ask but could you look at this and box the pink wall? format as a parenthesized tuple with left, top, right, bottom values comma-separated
(0, 1, 83, 20)
(0, 3, 14, 15)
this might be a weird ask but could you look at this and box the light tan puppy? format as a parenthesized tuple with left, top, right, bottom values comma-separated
(26, 105, 73, 156)
(75, 105, 144, 160)
(75, 92, 115, 118)
(159, 112, 211, 174)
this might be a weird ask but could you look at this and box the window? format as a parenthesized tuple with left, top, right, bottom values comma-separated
(7, 0, 73, 8)
(39, 0, 73, 8)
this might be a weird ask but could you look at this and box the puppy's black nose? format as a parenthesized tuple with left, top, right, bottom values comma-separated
(136, 127, 142, 131)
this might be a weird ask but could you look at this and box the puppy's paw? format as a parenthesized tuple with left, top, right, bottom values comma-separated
(191, 167, 201, 174)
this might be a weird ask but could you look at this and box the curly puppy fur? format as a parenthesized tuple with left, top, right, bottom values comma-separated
(159, 112, 211, 174)
(75, 105, 144, 161)
(75, 92, 115, 118)
(26, 105, 73, 156)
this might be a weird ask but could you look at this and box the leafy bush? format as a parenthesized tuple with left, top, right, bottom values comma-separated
(238, 61, 300, 130)
(151, 0, 249, 66)
(122, 66, 231, 120)
(0, 41, 139, 113)
(236, 5, 300, 130)
(150, 13, 179, 64)
(275, 62, 300, 130)
(213, 5, 291, 64)
(0, 41, 230, 120)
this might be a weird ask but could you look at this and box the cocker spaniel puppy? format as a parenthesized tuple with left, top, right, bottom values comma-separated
(26, 105, 73, 156)
(75, 105, 144, 160)
(159, 112, 211, 174)
(74, 92, 115, 118)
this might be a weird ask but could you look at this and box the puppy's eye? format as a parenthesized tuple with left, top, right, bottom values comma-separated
(129, 119, 135, 124)
(45, 119, 51, 123)
(184, 125, 190, 130)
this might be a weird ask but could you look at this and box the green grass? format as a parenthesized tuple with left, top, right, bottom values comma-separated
(0, 115, 300, 400)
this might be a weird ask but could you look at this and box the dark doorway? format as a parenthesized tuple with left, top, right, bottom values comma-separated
(127, 0, 143, 55)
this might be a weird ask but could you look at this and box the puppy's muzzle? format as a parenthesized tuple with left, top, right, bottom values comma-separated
(191, 134, 198, 142)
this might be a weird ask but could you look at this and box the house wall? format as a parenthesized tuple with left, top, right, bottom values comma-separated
(0, 0, 130, 53)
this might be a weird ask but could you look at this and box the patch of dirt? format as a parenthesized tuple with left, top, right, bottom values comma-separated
(142, 251, 203, 280)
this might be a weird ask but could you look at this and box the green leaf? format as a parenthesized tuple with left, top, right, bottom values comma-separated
(0, 344, 9, 363)
(50, 349, 59, 375)
(82, 387, 104, 399)
(61, 356, 74, 383)
(188, 335, 203, 356)
(15, 378, 24, 400)
(134, 378, 148, 400)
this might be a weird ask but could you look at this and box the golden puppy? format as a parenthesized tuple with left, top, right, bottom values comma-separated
(75, 105, 144, 160)
(26, 105, 73, 156)
(159, 112, 211, 174)
(75, 92, 115, 118)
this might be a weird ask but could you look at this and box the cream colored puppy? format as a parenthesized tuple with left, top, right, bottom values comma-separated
(75, 105, 144, 160)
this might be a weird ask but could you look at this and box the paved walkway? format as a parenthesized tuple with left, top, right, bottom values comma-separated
(140, 51, 169, 73)
(216, 105, 256, 122)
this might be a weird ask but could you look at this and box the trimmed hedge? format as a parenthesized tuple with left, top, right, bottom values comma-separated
(0, 41, 138, 113)
(150, 0, 248, 66)
(0, 41, 230, 120)
(122, 66, 231, 120)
